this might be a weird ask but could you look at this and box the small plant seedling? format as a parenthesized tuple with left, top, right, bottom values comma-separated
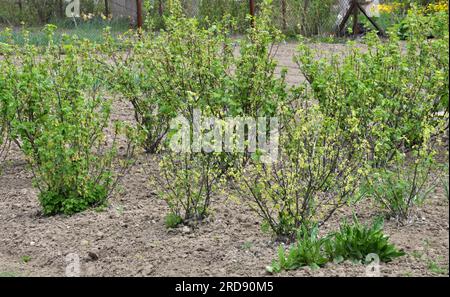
(115, 205, 124, 215)
(427, 261, 448, 275)
(411, 250, 424, 260)
(241, 241, 253, 250)
(0, 272, 17, 277)
(21, 256, 31, 263)
(165, 213, 183, 229)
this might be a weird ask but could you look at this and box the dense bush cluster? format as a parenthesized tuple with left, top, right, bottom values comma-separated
(237, 103, 368, 240)
(0, 25, 137, 215)
(0, 0, 448, 272)
(295, 10, 448, 223)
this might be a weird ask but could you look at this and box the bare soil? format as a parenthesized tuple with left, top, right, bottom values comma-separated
(0, 42, 448, 277)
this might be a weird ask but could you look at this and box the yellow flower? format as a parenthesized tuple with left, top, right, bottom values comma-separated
(427, 1, 448, 13)
(378, 2, 403, 14)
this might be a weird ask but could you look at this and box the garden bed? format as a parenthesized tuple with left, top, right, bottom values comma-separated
(0, 42, 448, 277)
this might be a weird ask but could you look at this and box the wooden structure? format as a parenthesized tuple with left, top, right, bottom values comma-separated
(336, 0, 385, 36)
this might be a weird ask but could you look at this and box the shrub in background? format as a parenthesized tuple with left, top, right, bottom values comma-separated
(104, 7, 235, 153)
(295, 13, 448, 223)
(0, 38, 14, 165)
(363, 146, 437, 224)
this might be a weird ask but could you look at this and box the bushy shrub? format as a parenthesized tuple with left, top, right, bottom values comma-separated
(273, 0, 336, 37)
(107, 0, 290, 224)
(363, 147, 437, 224)
(295, 13, 448, 223)
(154, 152, 225, 224)
(398, 5, 449, 39)
(0, 41, 13, 165)
(107, 0, 287, 154)
(296, 29, 448, 168)
(2, 25, 136, 215)
(104, 7, 235, 153)
(237, 102, 368, 241)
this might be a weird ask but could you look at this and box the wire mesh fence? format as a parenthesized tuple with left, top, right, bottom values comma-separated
(145, 0, 339, 36)
(0, 0, 379, 36)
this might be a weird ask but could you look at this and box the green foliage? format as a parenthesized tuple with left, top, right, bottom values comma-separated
(363, 151, 436, 224)
(21, 255, 31, 263)
(105, 10, 235, 153)
(164, 212, 183, 228)
(295, 12, 448, 223)
(0, 0, 108, 25)
(325, 216, 405, 263)
(442, 164, 449, 201)
(196, 0, 249, 32)
(154, 152, 225, 223)
(238, 102, 368, 240)
(296, 26, 448, 168)
(397, 8, 449, 40)
(267, 217, 405, 273)
(275, 0, 336, 37)
(232, 2, 287, 119)
(267, 224, 329, 273)
(427, 260, 448, 275)
(1, 25, 136, 215)
(144, 0, 336, 36)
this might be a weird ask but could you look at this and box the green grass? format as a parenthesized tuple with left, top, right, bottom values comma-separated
(21, 255, 31, 263)
(0, 17, 130, 46)
(241, 241, 254, 250)
(427, 260, 448, 275)
(0, 271, 18, 277)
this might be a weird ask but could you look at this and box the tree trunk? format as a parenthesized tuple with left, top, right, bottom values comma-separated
(159, 0, 164, 17)
(105, 0, 110, 16)
(281, 0, 287, 30)
(59, 0, 64, 18)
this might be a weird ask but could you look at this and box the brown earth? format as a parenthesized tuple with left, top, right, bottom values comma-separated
(0, 42, 448, 277)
